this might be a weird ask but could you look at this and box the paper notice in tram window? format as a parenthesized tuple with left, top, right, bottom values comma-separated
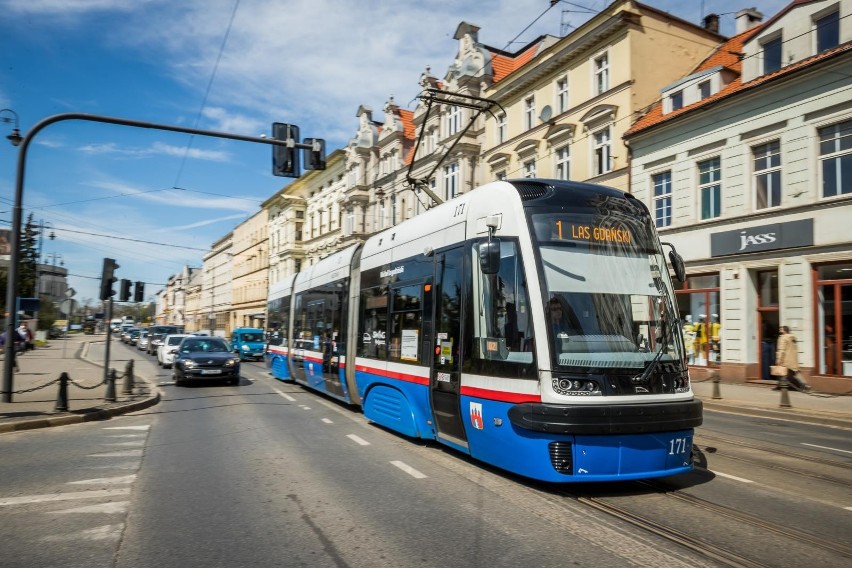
(401, 329, 419, 361)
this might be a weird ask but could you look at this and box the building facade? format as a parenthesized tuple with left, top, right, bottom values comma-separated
(231, 211, 268, 330)
(625, 1, 852, 393)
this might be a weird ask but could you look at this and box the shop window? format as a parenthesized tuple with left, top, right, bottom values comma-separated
(675, 274, 720, 368)
(816, 262, 852, 376)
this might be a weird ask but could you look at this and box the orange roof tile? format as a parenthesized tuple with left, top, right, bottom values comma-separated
(491, 43, 539, 84)
(627, 21, 852, 137)
(398, 108, 415, 140)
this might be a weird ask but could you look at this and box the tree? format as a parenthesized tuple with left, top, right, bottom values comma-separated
(19, 214, 39, 299)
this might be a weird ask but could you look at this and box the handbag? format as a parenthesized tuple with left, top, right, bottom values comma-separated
(770, 365, 788, 377)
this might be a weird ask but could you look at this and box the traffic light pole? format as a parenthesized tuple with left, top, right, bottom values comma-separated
(3, 112, 314, 403)
(103, 299, 113, 386)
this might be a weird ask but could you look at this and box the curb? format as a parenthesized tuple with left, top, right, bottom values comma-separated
(0, 376, 161, 434)
(700, 398, 852, 430)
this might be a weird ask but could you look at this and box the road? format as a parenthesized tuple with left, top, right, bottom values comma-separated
(0, 341, 849, 568)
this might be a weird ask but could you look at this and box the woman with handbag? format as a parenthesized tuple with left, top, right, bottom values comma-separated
(774, 326, 811, 392)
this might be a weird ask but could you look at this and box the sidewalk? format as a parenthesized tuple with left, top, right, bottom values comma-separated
(0, 334, 160, 433)
(0, 336, 849, 433)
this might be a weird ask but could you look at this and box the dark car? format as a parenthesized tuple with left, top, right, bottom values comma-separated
(146, 325, 181, 355)
(172, 336, 240, 386)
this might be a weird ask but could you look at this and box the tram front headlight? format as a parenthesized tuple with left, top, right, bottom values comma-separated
(552, 378, 601, 396)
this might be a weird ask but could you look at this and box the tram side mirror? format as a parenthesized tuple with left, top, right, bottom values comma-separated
(668, 250, 686, 282)
(479, 239, 501, 275)
(661, 241, 686, 282)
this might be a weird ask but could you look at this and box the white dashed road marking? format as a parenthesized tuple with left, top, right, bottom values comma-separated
(87, 450, 144, 458)
(801, 443, 852, 455)
(41, 523, 124, 542)
(390, 461, 427, 479)
(321, 418, 333, 424)
(68, 475, 137, 485)
(346, 434, 370, 446)
(711, 471, 754, 483)
(51, 501, 130, 515)
(0, 488, 132, 506)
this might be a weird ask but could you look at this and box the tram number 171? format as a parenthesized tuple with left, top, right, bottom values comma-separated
(668, 437, 691, 455)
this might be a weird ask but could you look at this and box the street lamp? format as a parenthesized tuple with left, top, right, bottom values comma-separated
(0, 109, 22, 146)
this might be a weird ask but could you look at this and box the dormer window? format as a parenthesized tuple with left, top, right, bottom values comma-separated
(762, 36, 782, 75)
(698, 80, 711, 100)
(815, 10, 839, 53)
(670, 90, 684, 111)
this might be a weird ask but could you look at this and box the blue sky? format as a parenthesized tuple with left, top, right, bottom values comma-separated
(0, 0, 790, 305)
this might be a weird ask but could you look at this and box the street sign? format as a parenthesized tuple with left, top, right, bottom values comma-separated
(60, 299, 76, 316)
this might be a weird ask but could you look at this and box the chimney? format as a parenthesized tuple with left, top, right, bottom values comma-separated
(735, 8, 764, 34)
(703, 13, 720, 34)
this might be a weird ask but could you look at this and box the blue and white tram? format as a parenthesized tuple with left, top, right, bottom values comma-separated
(267, 178, 702, 482)
(265, 274, 296, 380)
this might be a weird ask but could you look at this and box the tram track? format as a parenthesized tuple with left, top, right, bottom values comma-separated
(567, 491, 774, 568)
(557, 475, 852, 568)
(638, 480, 852, 559)
(695, 433, 852, 487)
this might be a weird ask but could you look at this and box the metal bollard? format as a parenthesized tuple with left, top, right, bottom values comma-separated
(104, 368, 117, 402)
(712, 372, 722, 400)
(778, 375, 792, 408)
(54, 372, 70, 412)
(123, 359, 135, 395)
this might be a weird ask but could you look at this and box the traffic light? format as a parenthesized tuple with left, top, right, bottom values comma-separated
(119, 279, 131, 302)
(99, 258, 119, 301)
(303, 138, 326, 171)
(134, 281, 145, 302)
(272, 122, 300, 178)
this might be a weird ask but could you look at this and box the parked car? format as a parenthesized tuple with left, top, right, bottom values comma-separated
(229, 327, 266, 361)
(157, 333, 190, 368)
(172, 336, 240, 386)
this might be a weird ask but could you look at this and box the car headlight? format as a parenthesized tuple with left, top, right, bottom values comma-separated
(224, 358, 239, 367)
(241, 345, 249, 351)
(182, 360, 197, 368)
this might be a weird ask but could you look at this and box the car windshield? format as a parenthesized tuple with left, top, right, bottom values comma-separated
(240, 333, 262, 342)
(181, 339, 230, 353)
(166, 336, 185, 346)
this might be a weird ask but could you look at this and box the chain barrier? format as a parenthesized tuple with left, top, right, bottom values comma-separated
(0, 371, 124, 395)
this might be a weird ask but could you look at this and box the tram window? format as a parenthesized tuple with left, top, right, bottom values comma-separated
(359, 286, 388, 359)
(390, 284, 423, 364)
(466, 239, 535, 377)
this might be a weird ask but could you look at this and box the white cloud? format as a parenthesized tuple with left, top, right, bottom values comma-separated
(77, 141, 230, 162)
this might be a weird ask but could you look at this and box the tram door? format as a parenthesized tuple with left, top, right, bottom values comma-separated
(431, 247, 468, 448)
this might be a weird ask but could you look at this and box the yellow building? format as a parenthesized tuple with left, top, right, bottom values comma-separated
(481, 0, 724, 190)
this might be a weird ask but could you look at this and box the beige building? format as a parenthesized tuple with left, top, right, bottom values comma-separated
(481, 0, 724, 190)
(231, 211, 268, 330)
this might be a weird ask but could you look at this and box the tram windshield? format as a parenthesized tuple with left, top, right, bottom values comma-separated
(531, 211, 684, 371)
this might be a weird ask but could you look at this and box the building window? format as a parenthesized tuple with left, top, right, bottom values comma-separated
(675, 274, 721, 368)
(593, 127, 611, 176)
(390, 195, 397, 225)
(653, 171, 672, 228)
(762, 36, 782, 75)
(594, 52, 609, 94)
(555, 145, 570, 180)
(447, 105, 462, 136)
(444, 162, 458, 199)
(819, 119, 852, 198)
(816, 10, 840, 53)
(496, 113, 507, 144)
(698, 80, 711, 100)
(524, 96, 535, 130)
(295, 222, 303, 242)
(816, 262, 852, 376)
(523, 159, 536, 178)
(698, 157, 722, 219)
(754, 140, 781, 209)
(345, 209, 354, 235)
(670, 90, 684, 111)
(556, 77, 569, 113)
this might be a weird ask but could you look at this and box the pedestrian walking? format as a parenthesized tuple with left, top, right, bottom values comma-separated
(774, 325, 811, 392)
(0, 331, 20, 371)
(17, 323, 34, 353)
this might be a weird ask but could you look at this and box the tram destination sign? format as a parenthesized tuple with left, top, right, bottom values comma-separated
(710, 218, 813, 257)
